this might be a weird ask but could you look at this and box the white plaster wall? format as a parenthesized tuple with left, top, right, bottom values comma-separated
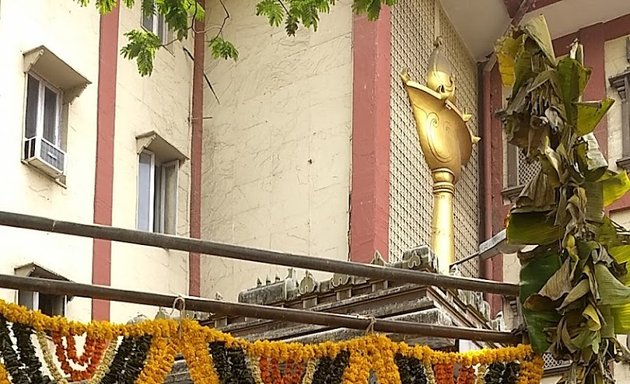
(0, 0, 100, 322)
(605, 35, 630, 169)
(109, 5, 194, 323)
(200, 0, 353, 300)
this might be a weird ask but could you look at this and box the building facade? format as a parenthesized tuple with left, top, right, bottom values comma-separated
(199, 0, 481, 301)
(0, 1, 193, 324)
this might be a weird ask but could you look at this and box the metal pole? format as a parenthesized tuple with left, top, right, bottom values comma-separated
(0, 274, 520, 344)
(0, 211, 519, 296)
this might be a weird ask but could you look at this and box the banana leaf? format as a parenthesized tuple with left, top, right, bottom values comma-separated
(520, 246, 563, 353)
(600, 170, 630, 207)
(576, 99, 615, 136)
(576, 133, 608, 182)
(507, 211, 561, 245)
(609, 245, 630, 264)
(495, 34, 526, 87)
(523, 15, 556, 66)
(594, 263, 630, 306)
(557, 57, 591, 126)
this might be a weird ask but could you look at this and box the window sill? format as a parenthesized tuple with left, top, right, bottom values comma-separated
(501, 185, 524, 201)
(617, 157, 630, 172)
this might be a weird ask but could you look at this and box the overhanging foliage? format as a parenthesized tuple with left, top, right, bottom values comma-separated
(496, 15, 630, 383)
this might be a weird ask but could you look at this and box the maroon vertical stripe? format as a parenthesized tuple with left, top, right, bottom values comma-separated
(189, 0, 205, 297)
(488, 64, 505, 316)
(92, 4, 120, 321)
(578, 22, 607, 157)
(349, 10, 392, 263)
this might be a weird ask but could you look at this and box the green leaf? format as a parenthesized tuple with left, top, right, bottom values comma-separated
(583, 181, 604, 223)
(96, 0, 117, 13)
(209, 37, 239, 60)
(597, 217, 621, 247)
(520, 245, 562, 353)
(575, 99, 615, 136)
(120, 29, 162, 76)
(557, 57, 591, 125)
(494, 34, 525, 87)
(576, 133, 608, 182)
(601, 170, 630, 207)
(600, 305, 615, 338)
(523, 15, 556, 65)
(594, 263, 630, 306)
(523, 307, 561, 353)
(256, 0, 285, 27)
(559, 279, 591, 309)
(538, 257, 573, 301)
(609, 245, 630, 264)
(353, 0, 387, 20)
(520, 245, 563, 301)
(571, 326, 600, 353)
(583, 304, 602, 331)
(507, 211, 561, 245)
(141, 0, 155, 18)
(183, 0, 206, 21)
(612, 304, 630, 334)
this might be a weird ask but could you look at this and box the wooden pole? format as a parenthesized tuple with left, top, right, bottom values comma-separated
(0, 274, 520, 344)
(0, 211, 519, 296)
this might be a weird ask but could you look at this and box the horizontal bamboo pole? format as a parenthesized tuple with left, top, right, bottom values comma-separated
(0, 211, 519, 296)
(0, 274, 520, 344)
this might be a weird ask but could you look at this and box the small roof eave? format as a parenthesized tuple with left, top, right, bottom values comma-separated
(136, 131, 189, 163)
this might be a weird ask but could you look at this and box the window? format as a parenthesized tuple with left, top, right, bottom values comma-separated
(24, 73, 62, 146)
(137, 150, 179, 234)
(143, 12, 168, 43)
(22, 46, 91, 179)
(18, 291, 67, 317)
(609, 38, 630, 170)
(14, 263, 70, 317)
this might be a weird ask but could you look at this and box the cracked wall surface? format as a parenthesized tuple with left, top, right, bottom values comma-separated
(199, 0, 353, 301)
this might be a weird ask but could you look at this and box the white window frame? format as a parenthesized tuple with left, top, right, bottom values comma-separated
(24, 72, 63, 148)
(18, 291, 67, 317)
(142, 12, 168, 44)
(137, 150, 178, 234)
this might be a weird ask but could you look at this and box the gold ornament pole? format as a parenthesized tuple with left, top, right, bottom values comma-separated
(401, 38, 479, 274)
(431, 168, 455, 270)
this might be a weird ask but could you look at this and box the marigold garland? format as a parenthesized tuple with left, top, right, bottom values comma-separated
(301, 359, 318, 384)
(0, 300, 544, 384)
(0, 362, 9, 384)
(457, 366, 476, 384)
(36, 331, 69, 384)
(88, 337, 118, 384)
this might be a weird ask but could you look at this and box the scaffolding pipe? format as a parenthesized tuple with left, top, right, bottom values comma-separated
(0, 274, 519, 344)
(0, 211, 518, 296)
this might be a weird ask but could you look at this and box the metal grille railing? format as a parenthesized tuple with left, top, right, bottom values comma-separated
(389, 0, 480, 278)
(542, 352, 571, 371)
(517, 150, 540, 187)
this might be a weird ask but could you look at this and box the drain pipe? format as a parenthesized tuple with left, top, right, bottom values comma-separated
(189, 0, 205, 297)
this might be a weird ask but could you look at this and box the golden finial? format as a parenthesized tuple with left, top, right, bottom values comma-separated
(426, 37, 456, 102)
